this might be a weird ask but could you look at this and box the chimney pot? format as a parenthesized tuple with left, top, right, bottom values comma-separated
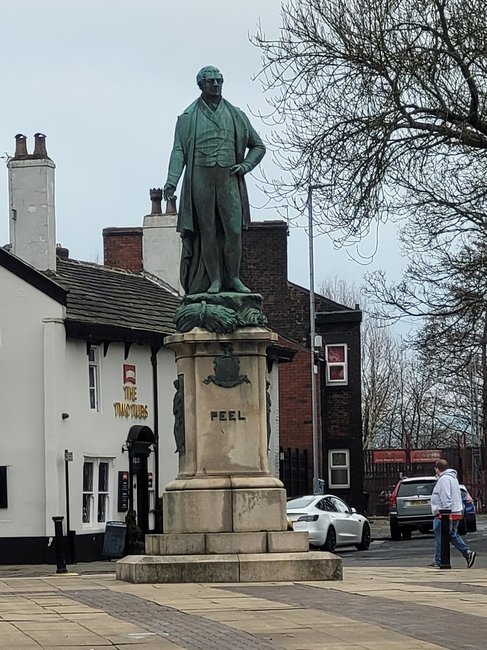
(165, 196, 177, 215)
(14, 134, 28, 158)
(149, 188, 163, 215)
(33, 133, 49, 158)
(56, 244, 69, 259)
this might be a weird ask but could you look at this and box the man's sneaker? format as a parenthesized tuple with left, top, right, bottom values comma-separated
(467, 551, 477, 568)
(428, 562, 440, 568)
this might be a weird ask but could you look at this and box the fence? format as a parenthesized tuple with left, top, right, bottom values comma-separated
(279, 447, 308, 497)
(364, 447, 485, 515)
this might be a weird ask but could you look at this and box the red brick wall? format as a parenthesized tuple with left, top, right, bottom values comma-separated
(103, 227, 143, 272)
(241, 221, 291, 335)
(277, 336, 323, 494)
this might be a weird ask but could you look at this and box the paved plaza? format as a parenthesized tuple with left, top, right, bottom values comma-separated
(0, 564, 485, 649)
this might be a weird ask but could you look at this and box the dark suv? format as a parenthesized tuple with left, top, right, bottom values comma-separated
(388, 476, 436, 540)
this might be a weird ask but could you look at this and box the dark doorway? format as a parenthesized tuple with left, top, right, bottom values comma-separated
(126, 425, 154, 534)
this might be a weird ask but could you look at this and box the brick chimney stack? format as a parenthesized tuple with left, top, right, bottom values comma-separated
(240, 221, 290, 333)
(8, 133, 57, 271)
(103, 227, 143, 272)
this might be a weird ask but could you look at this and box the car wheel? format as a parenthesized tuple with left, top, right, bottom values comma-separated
(401, 527, 412, 540)
(390, 518, 401, 541)
(322, 526, 336, 552)
(356, 522, 371, 550)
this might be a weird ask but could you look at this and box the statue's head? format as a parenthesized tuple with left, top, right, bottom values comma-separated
(197, 66, 224, 102)
(197, 66, 223, 86)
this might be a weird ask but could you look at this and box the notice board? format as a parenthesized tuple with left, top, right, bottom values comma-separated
(102, 521, 127, 559)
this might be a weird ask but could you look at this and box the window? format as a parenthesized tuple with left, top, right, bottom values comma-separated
(0, 466, 7, 508)
(82, 459, 110, 525)
(318, 497, 337, 512)
(328, 449, 350, 488)
(325, 344, 348, 385)
(330, 496, 351, 514)
(88, 346, 101, 411)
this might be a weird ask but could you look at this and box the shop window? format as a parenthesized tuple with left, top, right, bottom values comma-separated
(325, 344, 348, 385)
(0, 466, 7, 508)
(328, 449, 350, 488)
(82, 459, 110, 525)
(88, 346, 101, 411)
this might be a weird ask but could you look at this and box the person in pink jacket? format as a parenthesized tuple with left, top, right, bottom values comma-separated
(430, 459, 477, 568)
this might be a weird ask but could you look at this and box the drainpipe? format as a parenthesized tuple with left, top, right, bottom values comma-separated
(150, 345, 160, 503)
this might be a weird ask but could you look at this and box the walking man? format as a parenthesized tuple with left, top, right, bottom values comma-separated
(163, 66, 266, 295)
(430, 459, 476, 568)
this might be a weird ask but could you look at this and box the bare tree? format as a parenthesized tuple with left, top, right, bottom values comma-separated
(321, 274, 471, 447)
(366, 235, 487, 439)
(253, 0, 487, 244)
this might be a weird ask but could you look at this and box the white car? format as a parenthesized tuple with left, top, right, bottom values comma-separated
(287, 494, 371, 552)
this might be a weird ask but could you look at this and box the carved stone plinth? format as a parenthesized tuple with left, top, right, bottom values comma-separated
(163, 327, 287, 535)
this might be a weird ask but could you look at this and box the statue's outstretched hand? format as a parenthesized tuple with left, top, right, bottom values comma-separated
(163, 184, 176, 201)
(229, 164, 246, 176)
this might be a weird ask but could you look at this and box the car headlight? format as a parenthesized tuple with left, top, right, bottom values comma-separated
(297, 515, 319, 522)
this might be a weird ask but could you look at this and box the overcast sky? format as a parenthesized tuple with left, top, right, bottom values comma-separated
(0, 0, 404, 303)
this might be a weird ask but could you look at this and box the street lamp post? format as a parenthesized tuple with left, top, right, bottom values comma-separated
(307, 184, 324, 494)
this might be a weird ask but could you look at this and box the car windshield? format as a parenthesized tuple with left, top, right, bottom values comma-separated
(287, 496, 316, 509)
(398, 482, 435, 497)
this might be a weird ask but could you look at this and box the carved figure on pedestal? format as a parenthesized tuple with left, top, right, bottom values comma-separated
(172, 376, 185, 455)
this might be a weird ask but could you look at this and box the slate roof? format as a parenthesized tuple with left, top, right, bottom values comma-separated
(47, 257, 180, 345)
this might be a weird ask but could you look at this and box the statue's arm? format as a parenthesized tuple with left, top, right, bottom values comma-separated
(230, 114, 266, 176)
(245, 121, 266, 170)
(164, 120, 186, 198)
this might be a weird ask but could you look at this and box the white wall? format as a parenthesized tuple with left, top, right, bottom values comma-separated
(62, 340, 178, 535)
(0, 266, 65, 536)
(0, 265, 180, 540)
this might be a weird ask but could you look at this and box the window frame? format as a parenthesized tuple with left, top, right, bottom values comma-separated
(325, 343, 348, 386)
(328, 449, 350, 489)
(82, 458, 111, 527)
(88, 345, 101, 412)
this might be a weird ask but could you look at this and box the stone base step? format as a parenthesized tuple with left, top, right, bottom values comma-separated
(116, 551, 342, 584)
(145, 531, 309, 555)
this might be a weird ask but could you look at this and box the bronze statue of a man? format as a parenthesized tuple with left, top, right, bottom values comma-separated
(163, 66, 266, 295)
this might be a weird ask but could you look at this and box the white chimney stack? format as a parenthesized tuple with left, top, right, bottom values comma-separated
(8, 133, 57, 272)
(143, 188, 182, 293)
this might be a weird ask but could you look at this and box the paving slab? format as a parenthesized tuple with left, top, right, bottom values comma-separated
(0, 566, 485, 648)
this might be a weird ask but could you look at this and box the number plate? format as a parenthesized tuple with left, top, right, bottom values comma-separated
(406, 499, 429, 506)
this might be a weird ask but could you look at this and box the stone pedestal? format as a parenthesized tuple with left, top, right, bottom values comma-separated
(117, 326, 342, 583)
(163, 327, 287, 536)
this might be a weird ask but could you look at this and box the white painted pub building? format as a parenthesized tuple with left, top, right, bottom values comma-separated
(0, 134, 280, 563)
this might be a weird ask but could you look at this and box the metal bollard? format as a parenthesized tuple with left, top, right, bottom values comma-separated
(439, 509, 451, 569)
(52, 516, 68, 574)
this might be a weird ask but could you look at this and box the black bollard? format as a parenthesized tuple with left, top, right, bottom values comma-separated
(439, 509, 451, 569)
(52, 516, 68, 574)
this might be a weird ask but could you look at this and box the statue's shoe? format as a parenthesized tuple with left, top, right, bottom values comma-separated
(207, 280, 222, 294)
(228, 278, 251, 293)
